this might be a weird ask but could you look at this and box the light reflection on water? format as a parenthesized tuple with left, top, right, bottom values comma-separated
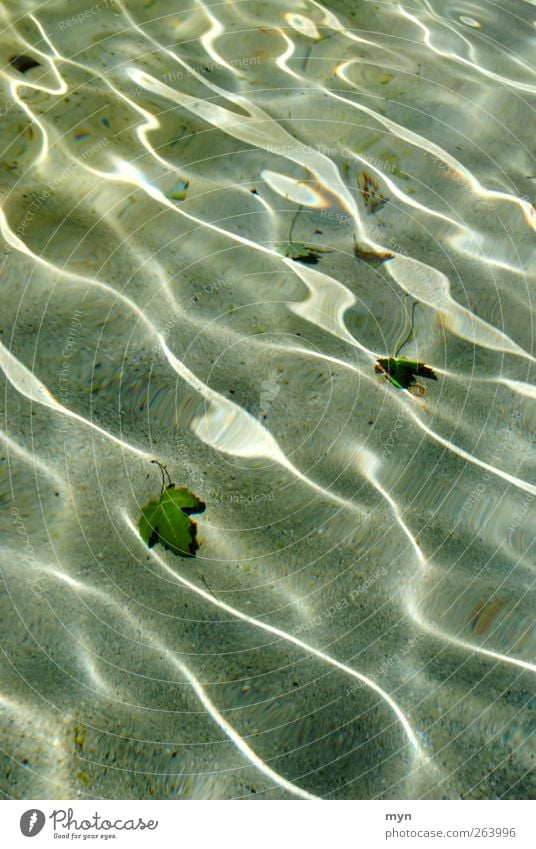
(0, 0, 534, 799)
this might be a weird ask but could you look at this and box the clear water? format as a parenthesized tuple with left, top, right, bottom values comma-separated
(0, 0, 534, 799)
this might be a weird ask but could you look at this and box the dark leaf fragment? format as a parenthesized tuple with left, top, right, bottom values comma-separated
(375, 357, 437, 390)
(354, 244, 394, 263)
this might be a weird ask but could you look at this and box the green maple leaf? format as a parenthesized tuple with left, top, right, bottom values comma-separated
(375, 357, 437, 390)
(139, 485, 205, 557)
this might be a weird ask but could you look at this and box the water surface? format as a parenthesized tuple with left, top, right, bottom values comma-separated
(0, 0, 534, 799)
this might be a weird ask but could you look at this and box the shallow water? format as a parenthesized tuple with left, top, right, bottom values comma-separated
(0, 0, 534, 800)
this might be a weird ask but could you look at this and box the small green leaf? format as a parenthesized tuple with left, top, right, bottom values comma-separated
(166, 178, 189, 201)
(375, 357, 437, 390)
(139, 485, 205, 557)
(283, 242, 333, 264)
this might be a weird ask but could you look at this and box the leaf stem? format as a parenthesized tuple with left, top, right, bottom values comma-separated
(288, 205, 303, 246)
(151, 459, 172, 493)
(394, 300, 418, 358)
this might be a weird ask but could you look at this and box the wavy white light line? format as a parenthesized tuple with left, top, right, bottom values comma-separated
(409, 602, 536, 675)
(0, 338, 151, 461)
(123, 513, 423, 757)
(0, 428, 65, 488)
(398, 3, 536, 94)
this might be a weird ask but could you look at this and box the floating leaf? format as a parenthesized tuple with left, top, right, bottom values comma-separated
(283, 242, 333, 264)
(354, 244, 394, 263)
(139, 485, 205, 557)
(375, 357, 437, 391)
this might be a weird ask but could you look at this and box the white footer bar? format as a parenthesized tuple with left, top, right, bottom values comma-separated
(3, 800, 533, 848)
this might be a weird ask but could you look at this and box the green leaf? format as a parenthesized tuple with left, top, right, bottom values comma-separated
(139, 485, 205, 557)
(283, 242, 333, 264)
(166, 178, 189, 201)
(375, 357, 437, 390)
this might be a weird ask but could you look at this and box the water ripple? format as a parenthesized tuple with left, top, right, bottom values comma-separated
(0, 0, 534, 800)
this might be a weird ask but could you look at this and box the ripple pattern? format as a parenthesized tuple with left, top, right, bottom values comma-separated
(0, 0, 534, 800)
